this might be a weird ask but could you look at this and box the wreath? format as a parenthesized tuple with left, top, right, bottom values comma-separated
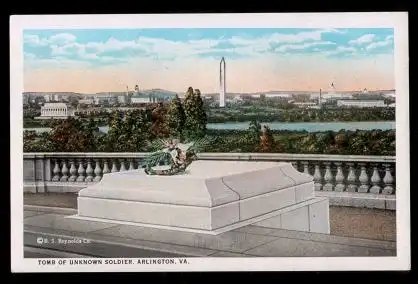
(143, 137, 212, 176)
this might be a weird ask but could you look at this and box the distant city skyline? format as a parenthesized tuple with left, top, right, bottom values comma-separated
(23, 28, 394, 93)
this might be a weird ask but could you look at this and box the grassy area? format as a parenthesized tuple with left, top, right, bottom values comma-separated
(23, 119, 48, 128)
(206, 105, 395, 123)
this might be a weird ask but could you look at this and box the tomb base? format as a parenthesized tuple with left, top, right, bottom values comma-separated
(70, 160, 330, 235)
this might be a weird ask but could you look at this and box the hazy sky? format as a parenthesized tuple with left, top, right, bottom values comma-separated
(23, 28, 395, 94)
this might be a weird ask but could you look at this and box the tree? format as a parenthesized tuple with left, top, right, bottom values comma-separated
(248, 120, 261, 144)
(183, 87, 207, 139)
(23, 130, 37, 152)
(296, 133, 317, 153)
(123, 110, 150, 151)
(150, 102, 169, 138)
(23, 130, 56, 152)
(234, 120, 262, 152)
(258, 125, 274, 152)
(84, 118, 99, 146)
(48, 118, 96, 152)
(103, 111, 124, 151)
(99, 109, 152, 152)
(166, 94, 186, 139)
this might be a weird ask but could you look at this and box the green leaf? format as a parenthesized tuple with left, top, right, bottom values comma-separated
(188, 136, 213, 153)
(142, 151, 170, 168)
(146, 138, 168, 151)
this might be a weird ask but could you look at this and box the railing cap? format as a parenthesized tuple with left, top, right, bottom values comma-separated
(23, 152, 396, 163)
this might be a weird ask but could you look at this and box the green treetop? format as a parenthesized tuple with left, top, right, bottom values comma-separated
(166, 94, 186, 139)
(183, 87, 207, 140)
(49, 117, 96, 152)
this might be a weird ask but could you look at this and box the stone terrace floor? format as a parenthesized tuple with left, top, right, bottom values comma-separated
(23, 200, 397, 258)
(24, 192, 397, 241)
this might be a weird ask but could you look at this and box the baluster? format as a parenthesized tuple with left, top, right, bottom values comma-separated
(120, 159, 127, 171)
(52, 159, 61, 182)
(128, 159, 135, 171)
(94, 159, 103, 182)
(382, 164, 395, 194)
(313, 163, 323, 191)
(111, 159, 118, 172)
(370, 164, 382, 193)
(358, 163, 370, 193)
(346, 163, 358, 192)
(323, 162, 334, 191)
(102, 160, 110, 175)
(68, 159, 77, 182)
(334, 162, 345, 192)
(85, 159, 94, 182)
(76, 159, 86, 182)
(137, 159, 144, 169)
(60, 160, 69, 182)
(302, 161, 310, 175)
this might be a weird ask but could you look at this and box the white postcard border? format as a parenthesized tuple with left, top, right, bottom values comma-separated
(10, 12, 410, 272)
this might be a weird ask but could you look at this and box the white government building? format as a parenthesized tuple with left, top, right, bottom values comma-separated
(337, 100, 386, 108)
(265, 93, 292, 99)
(79, 99, 94, 105)
(36, 103, 75, 119)
(118, 94, 130, 104)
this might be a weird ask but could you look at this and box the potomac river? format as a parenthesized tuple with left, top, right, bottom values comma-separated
(25, 121, 396, 134)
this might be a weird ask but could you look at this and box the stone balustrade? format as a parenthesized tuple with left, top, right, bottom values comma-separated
(197, 153, 396, 195)
(23, 152, 396, 209)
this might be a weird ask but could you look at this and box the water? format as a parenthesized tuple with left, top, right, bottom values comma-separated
(206, 121, 396, 132)
(25, 127, 52, 133)
(24, 121, 395, 134)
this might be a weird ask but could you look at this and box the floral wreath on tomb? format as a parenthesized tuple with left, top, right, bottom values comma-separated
(143, 137, 212, 176)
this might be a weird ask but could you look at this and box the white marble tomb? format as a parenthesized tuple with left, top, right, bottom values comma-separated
(70, 160, 330, 235)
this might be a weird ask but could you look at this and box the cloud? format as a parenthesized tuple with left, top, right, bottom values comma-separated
(227, 29, 334, 55)
(80, 53, 100, 60)
(276, 41, 336, 52)
(100, 56, 125, 63)
(268, 30, 324, 43)
(349, 34, 376, 45)
(321, 28, 347, 34)
(79, 36, 220, 60)
(50, 42, 89, 58)
(86, 37, 143, 53)
(23, 29, 393, 71)
(23, 29, 342, 63)
(50, 41, 114, 62)
(137, 29, 341, 58)
(322, 46, 357, 56)
(134, 36, 224, 58)
(23, 52, 37, 60)
(366, 37, 393, 50)
(49, 33, 77, 44)
(23, 34, 49, 46)
(22, 29, 395, 93)
(24, 33, 77, 47)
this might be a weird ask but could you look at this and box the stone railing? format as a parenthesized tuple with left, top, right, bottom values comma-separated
(23, 152, 396, 209)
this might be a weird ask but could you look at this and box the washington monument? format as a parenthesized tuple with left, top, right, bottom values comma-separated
(219, 57, 226, 107)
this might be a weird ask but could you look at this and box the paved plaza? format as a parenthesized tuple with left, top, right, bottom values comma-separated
(23, 205, 396, 258)
(24, 193, 397, 241)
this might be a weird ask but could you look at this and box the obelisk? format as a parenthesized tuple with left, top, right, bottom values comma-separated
(219, 57, 226, 107)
